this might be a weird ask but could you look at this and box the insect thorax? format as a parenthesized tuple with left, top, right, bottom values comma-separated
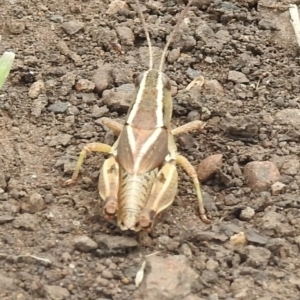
(127, 69, 172, 130)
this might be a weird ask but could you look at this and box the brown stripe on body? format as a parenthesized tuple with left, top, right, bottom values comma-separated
(116, 125, 168, 175)
(131, 87, 159, 130)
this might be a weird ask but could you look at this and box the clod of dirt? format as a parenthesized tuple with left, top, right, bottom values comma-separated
(13, 213, 40, 231)
(92, 64, 114, 94)
(74, 79, 95, 92)
(94, 234, 138, 257)
(116, 26, 135, 46)
(260, 211, 295, 237)
(271, 181, 285, 195)
(228, 70, 249, 83)
(197, 154, 223, 182)
(48, 134, 72, 147)
(102, 84, 134, 113)
(230, 277, 254, 299)
(224, 114, 258, 139)
(230, 232, 247, 247)
(239, 206, 255, 221)
(28, 80, 45, 99)
(137, 255, 198, 300)
(245, 245, 271, 268)
(280, 157, 300, 176)
(44, 285, 70, 300)
(243, 161, 280, 192)
(0, 215, 15, 224)
(31, 95, 48, 117)
(21, 192, 45, 214)
(275, 108, 300, 128)
(106, 0, 129, 15)
(47, 101, 69, 113)
(73, 235, 98, 252)
(62, 20, 84, 35)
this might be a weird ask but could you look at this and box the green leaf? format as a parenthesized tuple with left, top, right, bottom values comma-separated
(0, 51, 15, 90)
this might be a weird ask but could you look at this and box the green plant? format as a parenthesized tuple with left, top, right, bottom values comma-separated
(0, 51, 15, 90)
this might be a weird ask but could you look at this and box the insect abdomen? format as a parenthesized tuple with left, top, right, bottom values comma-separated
(117, 168, 158, 231)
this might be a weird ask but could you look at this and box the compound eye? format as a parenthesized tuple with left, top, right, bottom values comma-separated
(133, 72, 145, 87)
(161, 73, 171, 90)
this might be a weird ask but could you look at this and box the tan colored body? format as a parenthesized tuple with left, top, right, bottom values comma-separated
(64, 1, 210, 231)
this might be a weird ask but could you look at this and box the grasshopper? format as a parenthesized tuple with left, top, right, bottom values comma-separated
(65, 0, 211, 231)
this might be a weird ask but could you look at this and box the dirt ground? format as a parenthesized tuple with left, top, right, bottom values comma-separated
(1, 0, 300, 299)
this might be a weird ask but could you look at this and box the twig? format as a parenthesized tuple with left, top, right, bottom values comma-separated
(289, 4, 300, 47)
(0, 253, 52, 266)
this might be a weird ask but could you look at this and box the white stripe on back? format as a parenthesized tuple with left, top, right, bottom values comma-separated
(127, 71, 149, 124)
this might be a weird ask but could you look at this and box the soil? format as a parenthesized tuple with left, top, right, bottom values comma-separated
(1, 0, 300, 299)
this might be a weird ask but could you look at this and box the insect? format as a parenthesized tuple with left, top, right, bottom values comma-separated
(65, 0, 211, 231)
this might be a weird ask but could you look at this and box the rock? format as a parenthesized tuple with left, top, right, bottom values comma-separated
(197, 154, 223, 182)
(21, 192, 45, 213)
(224, 194, 240, 206)
(195, 21, 215, 43)
(275, 109, 300, 128)
(0, 173, 7, 189)
(0, 215, 15, 224)
(106, 0, 129, 15)
(258, 19, 277, 30)
(91, 105, 109, 118)
(102, 269, 114, 279)
(74, 235, 98, 252)
(271, 181, 285, 195)
(116, 26, 134, 46)
(203, 79, 224, 96)
(230, 277, 254, 299)
(230, 232, 247, 247)
(48, 134, 72, 147)
(243, 161, 280, 192)
(228, 71, 249, 83)
(188, 230, 228, 243)
(48, 101, 69, 113)
(50, 14, 64, 23)
(31, 95, 48, 117)
(102, 84, 134, 113)
(112, 66, 133, 85)
(167, 48, 180, 63)
(92, 64, 114, 94)
(245, 228, 269, 245)
(187, 111, 200, 122)
(183, 295, 206, 300)
(94, 234, 138, 256)
(0, 273, 14, 289)
(13, 213, 40, 231)
(44, 285, 70, 300)
(179, 243, 193, 259)
(245, 245, 271, 268)
(178, 134, 196, 151)
(62, 20, 84, 35)
(200, 270, 219, 284)
(260, 211, 294, 236)
(206, 259, 219, 271)
(138, 255, 198, 300)
(28, 80, 45, 99)
(240, 207, 255, 221)
(74, 79, 95, 92)
(280, 158, 300, 176)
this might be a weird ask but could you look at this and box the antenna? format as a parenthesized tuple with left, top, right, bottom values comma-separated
(134, 0, 153, 69)
(159, 0, 193, 72)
